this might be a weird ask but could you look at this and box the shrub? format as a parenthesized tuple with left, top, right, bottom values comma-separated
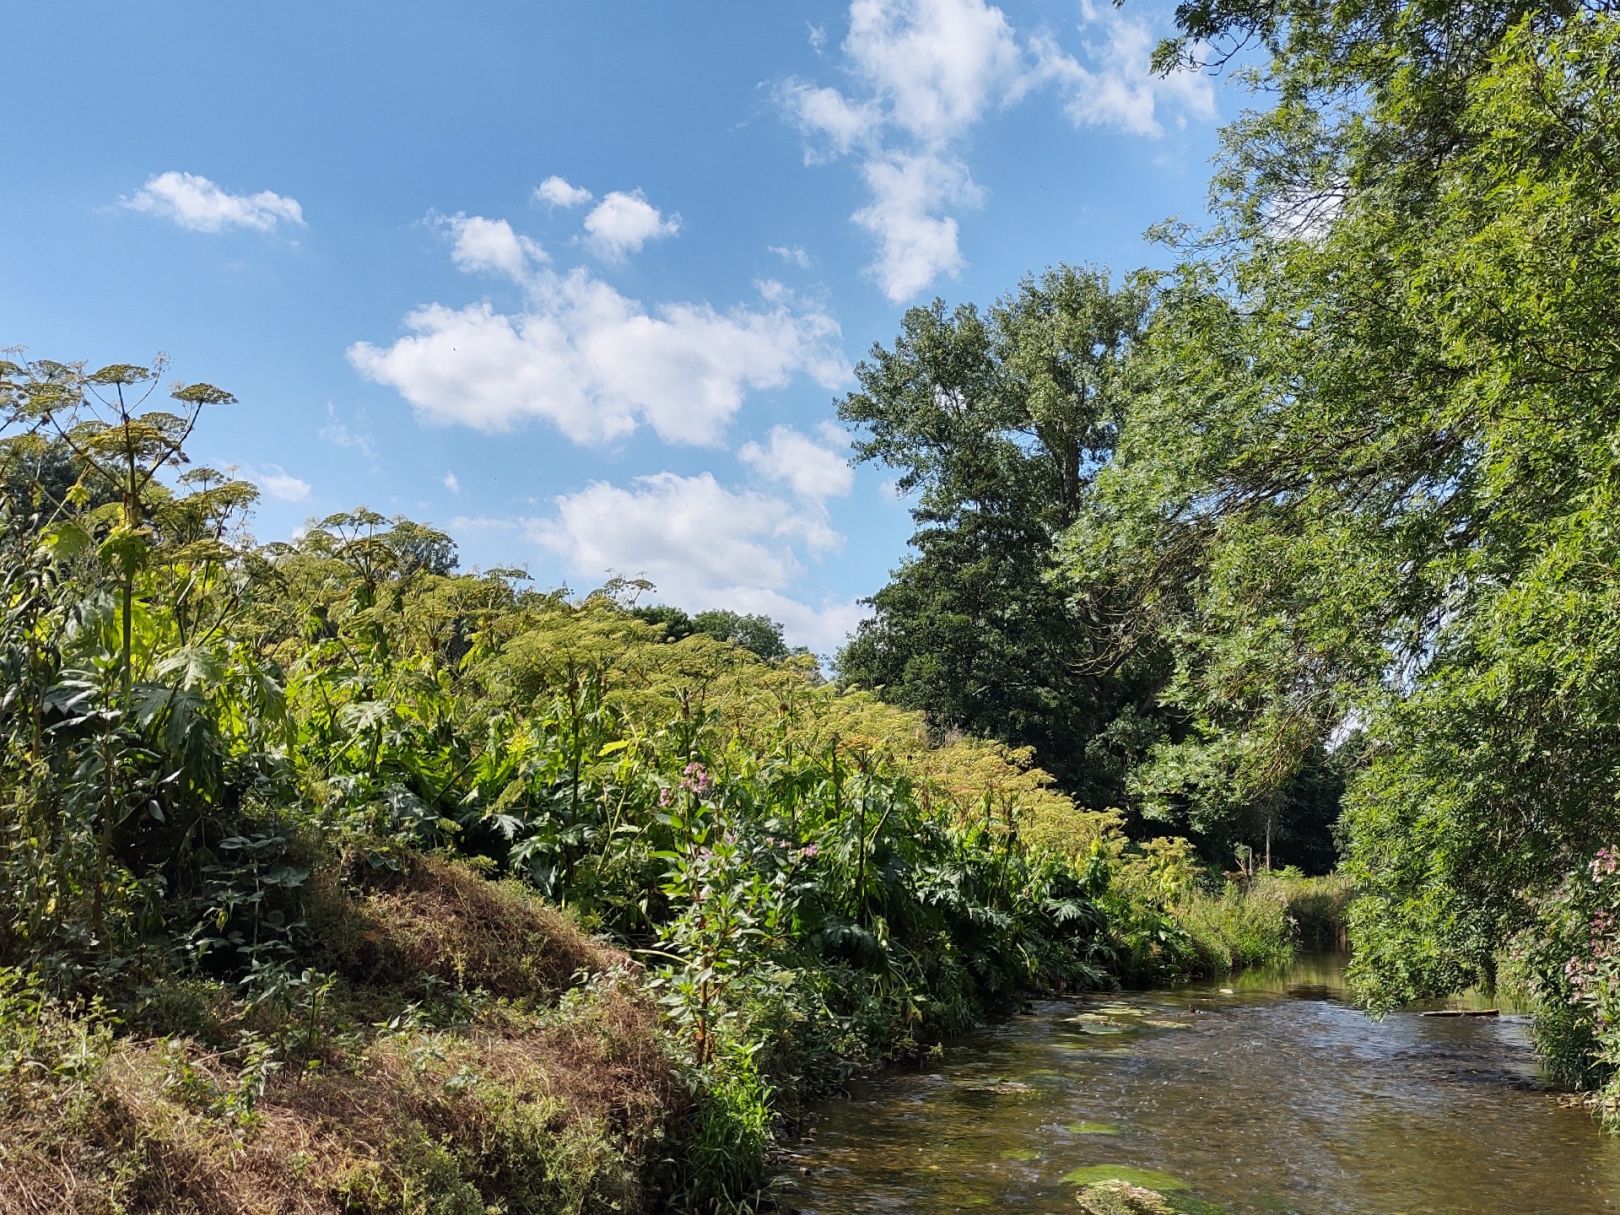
(1502, 848, 1620, 1126)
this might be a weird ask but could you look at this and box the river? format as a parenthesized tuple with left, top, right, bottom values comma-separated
(777, 954, 1620, 1214)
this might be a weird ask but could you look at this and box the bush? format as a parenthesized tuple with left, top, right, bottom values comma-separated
(1178, 881, 1294, 973)
(1501, 848, 1620, 1126)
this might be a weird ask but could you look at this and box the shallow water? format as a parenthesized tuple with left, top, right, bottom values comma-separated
(778, 955, 1620, 1214)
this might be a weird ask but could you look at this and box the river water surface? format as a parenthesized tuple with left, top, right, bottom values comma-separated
(779, 955, 1620, 1213)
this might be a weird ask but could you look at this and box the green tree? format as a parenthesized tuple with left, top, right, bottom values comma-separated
(631, 604, 795, 661)
(836, 265, 1173, 808)
(1071, 0, 1620, 1007)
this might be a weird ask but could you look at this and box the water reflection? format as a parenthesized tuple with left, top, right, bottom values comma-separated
(779, 955, 1620, 1214)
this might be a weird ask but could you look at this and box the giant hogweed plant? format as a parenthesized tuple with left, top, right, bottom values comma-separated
(0, 358, 300, 984)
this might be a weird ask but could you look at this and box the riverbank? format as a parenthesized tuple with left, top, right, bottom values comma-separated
(0, 849, 1342, 1214)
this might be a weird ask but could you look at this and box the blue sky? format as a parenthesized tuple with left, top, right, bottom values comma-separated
(1, 0, 1241, 654)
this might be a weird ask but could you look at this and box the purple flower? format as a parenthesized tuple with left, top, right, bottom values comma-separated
(658, 788, 674, 808)
(681, 761, 712, 795)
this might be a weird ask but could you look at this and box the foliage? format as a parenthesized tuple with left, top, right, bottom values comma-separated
(1006, 0, 1620, 1107)
(835, 266, 1185, 811)
(631, 603, 797, 661)
(1, 354, 1233, 1210)
(1500, 849, 1620, 1125)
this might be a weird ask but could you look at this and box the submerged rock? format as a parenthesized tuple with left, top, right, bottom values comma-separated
(1062, 1165, 1187, 1191)
(1075, 1180, 1177, 1215)
(1074, 1178, 1228, 1215)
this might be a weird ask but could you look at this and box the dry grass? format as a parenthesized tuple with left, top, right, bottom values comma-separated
(0, 855, 685, 1215)
(322, 853, 623, 1002)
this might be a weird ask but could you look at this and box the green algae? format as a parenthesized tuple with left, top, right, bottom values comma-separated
(1065, 1120, 1122, 1136)
(1062, 1165, 1189, 1191)
(1054, 1039, 1136, 1055)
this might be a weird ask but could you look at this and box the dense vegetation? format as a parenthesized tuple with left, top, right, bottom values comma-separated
(0, 357, 1314, 1212)
(10, 0, 1620, 1207)
(841, 0, 1620, 1129)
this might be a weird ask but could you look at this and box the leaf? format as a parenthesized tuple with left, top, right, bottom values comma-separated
(39, 520, 91, 560)
(97, 528, 152, 576)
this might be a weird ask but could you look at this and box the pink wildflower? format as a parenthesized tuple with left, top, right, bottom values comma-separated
(681, 761, 712, 795)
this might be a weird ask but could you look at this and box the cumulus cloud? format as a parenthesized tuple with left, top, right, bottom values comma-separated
(240, 463, 311, 502)
(535, 471, 838, 591)
(777, 0, 1216, 300)
(739, 424, 853, 501)
(1031, 2, 1215, 138)
(347, 214, 847, 446)
(844, 0, 1028, 143)
(535, 175, 593, 208)
(722, 588, 868, 656)
(582, 190, 681, 260)
(855, 150, 982, 300)
(528, 470, 862, 653)
(443, 470, 461, 494)
(123, 171, 304, 234)
(779, 80, 882, 160)
(440, 212, 547, 280)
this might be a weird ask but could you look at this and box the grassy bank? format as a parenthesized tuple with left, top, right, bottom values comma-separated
(1, 857, 682, 1215)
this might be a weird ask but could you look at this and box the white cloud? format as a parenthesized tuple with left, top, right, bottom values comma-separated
(241, 463, 311, 502)
(123, 171, 304, 234)
(808, 22, 829, 54)
(348, 214, 848, 446)
(535, 471, 839, 592)
(777, 0, 1217, 299)
(1030, 3, 1215, 138)
(767, 243, 814, 269)
(441, 212, 546, 280)
(528, 470, 861, 653)
(778, 80, 881, 159)
(844, 0, 1028, 143)
(739, 425, 853, 501)
(535, 175, 593, 208)
(443, 470, 461, 494)
(1263, 184, 1346, 243)
(724, 588, 868, 656)
(855, 149, 981, 300)
(582, 190, 681, 260)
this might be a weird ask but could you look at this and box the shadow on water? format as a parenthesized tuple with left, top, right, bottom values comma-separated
(777, 954, 1620, 1214)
